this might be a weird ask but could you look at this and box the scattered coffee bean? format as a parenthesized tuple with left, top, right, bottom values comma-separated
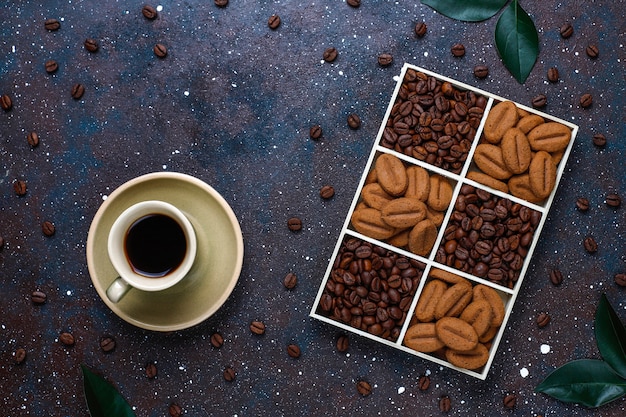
(268, 14, 281, 29)
(45, 60, 58, 74)
(168, 403, 182, 417)
(378, 53, 393, 67)
(356, 380, 372, 396)
(439, 395, 451, 412)
(473, 65, 489, 79)
(586, 44, 599, 59)
(549, 269, 563, 286)
(142, 5, 158, 20)
(59, 332, 75, 346)
(614, 273, 626, 287)
(560, 22, 574, 38)
(250, 320, 266, 335)
(576, 197, 590, 211)
(606, 192, 621, 208)
(44, 18, 61, 31)
(145, 362, 158, 378)
(309, 124, 322, 140)
(283, 272, 297, 289)
(100, 335, 116, 352)
(547, 67, 559, 83)
(347, 113, 361, 129)
(211, 332, 224, 348)
(418, 375, 430, 391)
(154, 43, 168, 58)
(287, 343, 301, 358)
(223, 366, 236, 381)
(320, 185, 335, 199)
(503, 393, 517, 409)
(42, 221, 56, 237)
(579, 93, 593, 108)
(71, 83, 85, 100)
(536, 312, 551, 328)
(1, 94, 12, 111)
(347, 0, 361, 8)
(215, 0, 229, 7)
(336, 335, 349, 352)
(451, 43, 465, 57)
(13, 180, 27, 196)
(531, 94, 547, 108)
(592, 133, 606, 147)
(414, 22, 427, 38)
(31, 290, 47, 304)
(14, 348, 27, 364)
(583, 236, 598, 253)
(84, 38, 99, 52)
(323, 47, 338, 63)
(287, 217, 302, 231)
(27, 131, 40, 148)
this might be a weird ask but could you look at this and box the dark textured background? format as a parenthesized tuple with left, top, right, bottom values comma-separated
(1, 1, 624, 416)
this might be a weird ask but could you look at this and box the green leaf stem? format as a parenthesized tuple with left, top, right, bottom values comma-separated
(494, 1, 539, 83)
(422, 0, 508, 22)
(535, 359, 626, 408)
(596, 294, 626, 379)
(81, 365, 136, 417)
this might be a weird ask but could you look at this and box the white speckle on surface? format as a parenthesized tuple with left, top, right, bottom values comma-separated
(157, 5, 163, 12)
(102, 195, 108, 200)
(184, 90, 189, 96)
(398, 386, 405, 394)
(66, 290, 72, 296)
(541, 344, 551, 354)
(520, 367, 529, 378)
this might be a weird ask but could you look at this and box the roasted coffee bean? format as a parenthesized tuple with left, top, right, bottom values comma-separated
(287, 217, 302, 231)
(154, 43, 168, 58)
(547, 67, 559, 83)
(287, 344, 301, 358)
(283, 272, 297, 289)
(310, 124, 322, 140)
(14, 348, 27, 364)
(71, 83, 85, 100)
(27, 131, 40, 148)
(414, 22, 427, 37)
(536, 312, 551, 328)
(210, 332, 224, 348)
(576, 197, 590, 211)
(84, 38, 99, 52)
(13, 179, 27, 196)
(347, 0, 361, 7)
(378, 53, 393, 67)
(583, 236, 598, 253)
(168, 403, 182, 417)
(451, 43, 465, 57)
(45, 60, 58, 73)
(503, 393, 517, 409)
(586, 44, 599, 58)
(615, 273, 626, 287)
(42, 221, 55, 236)
(215, 0, 228, 7)
(579, 93, 593, 108)
(44, 18, 60, 31)
(223, 366, 236, 381)
(250, 320, 266, 335)
(336, 335, 349, 352)
(59, 332, 75, 346)
(418, 375, 430, 391)
(142, 5, 158, 19)
(549, 268, 563, 286)
(357, 380, 372, 396)
(439, 395, 451, 412)
(320, 185, 335, 199)
(606, 193, 621, 208)
(531, 94, 547, 108)
(323, 47, 338, 62)
(560, 22, 574, 38)
(592, 133, 606, 147)
(268, 14, 281, 29)
(145, 362, 158, 378)
(473, 65, 489, 79)
(347, 113, 361, 129)
(31, 290, 47, 304)
(100, 335, 116, 352)
(1, 94, 12, 111)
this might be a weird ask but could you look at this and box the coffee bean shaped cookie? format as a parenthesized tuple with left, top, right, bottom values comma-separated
(351, 207, 396, 240)
(361, 183, 393, 210)
(435, 317, 478, 351)
(381, 198, 427, 228)
(466, 171, 509, 194)
(508, 174, 544, 204)
(473, 144, 512, 180)
(408, 219, 438, 256)
(501, 128, 531, 174)
(404, 323, 446, 353)
(446, 343, 489, 369)
(428, 268, 470, 286)
(375, 153, 408, 196)
(434, 282, 473, 319)
(405, 165, 430, 201)
(427, 174, 454, 211)
(516, 114, 544, 134)
(472, 284, 505, 327)
(414, 279, 448, 322)
(483, 101, 519, 144)
(528, 151, 557, 199)
(528, 122, 571, 152)
(459, 300, 493, 337)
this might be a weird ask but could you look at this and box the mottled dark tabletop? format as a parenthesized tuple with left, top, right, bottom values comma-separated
(1, 1, 625, 416)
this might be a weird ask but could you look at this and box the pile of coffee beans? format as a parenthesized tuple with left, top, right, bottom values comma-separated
(380, 69, 488, 174)
(317, 236, 424, 342)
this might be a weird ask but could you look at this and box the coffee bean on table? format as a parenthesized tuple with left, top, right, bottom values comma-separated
(586, 44, 599, 58)
(503, 393, 517, 409)
(347, 0, 361, 8)
(615, 273, 626, 287)
(547, 67, 559, 83)
(27, 132, 40, 148)
(536, 312, 551, 328)
(42, 221, 55, 236)
(583, 236, 598, 253)
(560, 22, 574, 38)
(268, 14, 281, 29)
(215, 0, 228, 7)
(592, 133, 606, 147)
(283, 272, 297, 289)
(59, 332, 75, 346)
(320, 185, 335, 199)
(44, 18, 60, 31)
(323, 47, 338, 62)
(142, 5, 158, 19)
(100, 335, 116, 352)
(414, 22, 427, 37)
(250, 320, 266, 335)
(287, 344, 301, 358)
(549, 269, 563, 286)
(31, 290, 47, 304)
(439, 395, 451, 412)
(210, 332, 224, 348)
(451, 43, 465, 57)
(531, 94, 547, 108)
(309, 125, 322, 140)
(347, 113, 361, 129)
(223, 366, 236, 381)
(45, 60, 58, 73)
(357, 380, 372, 396)
(287, 217, 302, 231)
(84, 38, 99, 52)
(378, 53, 393, 67)
(168, 403, 182, 417)
(13, 180, 27, 196)
(606, 192, 621, 208)
(71, 83, 85, 100)
(576, 197, 589, 211)
(418, 375, 430, 391)
(15, 348, 27, 364)
(580, 93, 593, 108)
(1, 94, 12, 111)
(473, 65, 489, 78)
(154, 43, 168, 58)
(145, 362, 158, 378)
(336, 335, 349, 352)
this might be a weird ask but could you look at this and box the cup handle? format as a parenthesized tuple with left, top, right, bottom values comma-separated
(106, 277, 132, 303)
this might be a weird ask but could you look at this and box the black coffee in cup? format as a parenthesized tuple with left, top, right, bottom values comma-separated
(124, 214, 187, 278)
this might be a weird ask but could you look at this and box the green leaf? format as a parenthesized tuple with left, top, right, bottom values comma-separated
(596, 294, 626, 379)
(535, 359, 626, 408)
(422, 0, 508, 22)
(81, 365, 136, 417)
(494, 1, 539, 83)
